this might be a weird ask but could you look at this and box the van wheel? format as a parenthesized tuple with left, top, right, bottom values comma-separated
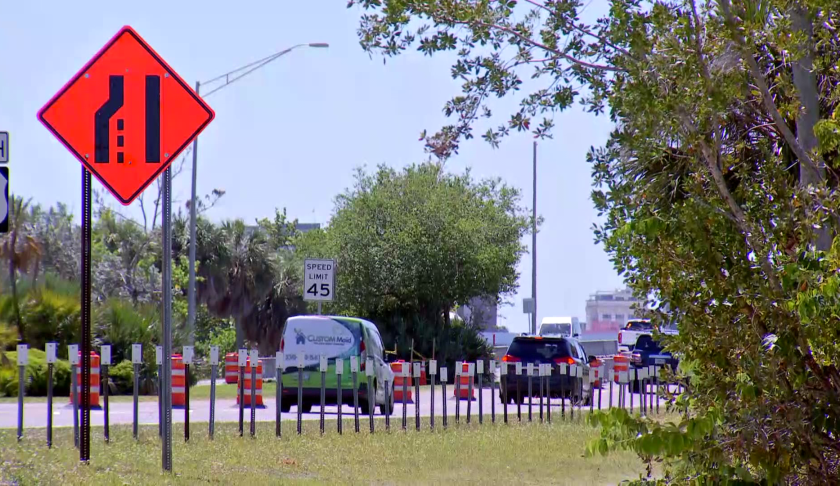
(280, 400, 291, 413)
(300, 402, 313, 414)
(379, 385, 395, 416)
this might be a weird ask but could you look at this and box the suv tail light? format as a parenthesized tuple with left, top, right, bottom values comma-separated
(553, 356, 575, 365)
(502, 354, 521, 362)
(618, 332, 622, 344)
(360, 341, 366, 370)
(280, 338, 285, 352)
(632, 352, 642, 365)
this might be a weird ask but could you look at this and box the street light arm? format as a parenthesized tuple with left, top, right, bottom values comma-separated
(198, 43, 327, 98)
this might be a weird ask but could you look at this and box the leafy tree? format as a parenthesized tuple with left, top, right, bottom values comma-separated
(297, 163, 528, 362)
(352, 0, 840, 482)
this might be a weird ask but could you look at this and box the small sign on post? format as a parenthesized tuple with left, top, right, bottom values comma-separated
(131, 344, 141, 440)
(238, 349, 247, 437)
(351, 356, 360, 433)
(441, 367, 449, 429)
(46, 343, 56, 448)
(101, 345, 111, 443)
(210, 346, 219, 440)
(17, 344, 27, 441)
(68, 344, 79, 448)
(249, 349, 257, 438)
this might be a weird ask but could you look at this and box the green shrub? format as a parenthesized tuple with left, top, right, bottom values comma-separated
(0, 349, 72, 397)
(108, 360, 135, 395)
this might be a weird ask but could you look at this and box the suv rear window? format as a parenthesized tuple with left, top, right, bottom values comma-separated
(507, 339, 572, 361)
(625, 320, 653, 331)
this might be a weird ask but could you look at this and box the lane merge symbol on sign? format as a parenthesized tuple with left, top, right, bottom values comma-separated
(303, 259, 335, 302)
(36, 25, 215, 205)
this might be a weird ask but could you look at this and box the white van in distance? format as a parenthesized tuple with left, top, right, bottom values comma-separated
(538, 316, 581, 338)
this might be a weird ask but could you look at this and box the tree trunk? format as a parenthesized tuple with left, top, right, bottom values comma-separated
(9, 232, 23, 341)
(790, 6, 830, 250)
(235, 317, 245, 349)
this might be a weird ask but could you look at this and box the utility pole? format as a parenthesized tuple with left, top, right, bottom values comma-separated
(532, 141, 538, 335)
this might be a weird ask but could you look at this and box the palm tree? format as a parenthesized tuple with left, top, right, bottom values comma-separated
(192, 220, 276, 348)
(0, 197, 41, 341)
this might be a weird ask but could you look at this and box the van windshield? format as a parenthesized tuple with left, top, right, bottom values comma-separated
(540, 323, 571, 335)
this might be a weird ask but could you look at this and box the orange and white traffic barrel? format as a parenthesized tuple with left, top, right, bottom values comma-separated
(454, 362, 475, 400)
(70, 351, 101, 408)
(612, 355, 629, 383)
(224, 352, 239, 384)
(390, 361, 413, 403)
(237, 358, 264, 407)
(172, 354, 186, 408)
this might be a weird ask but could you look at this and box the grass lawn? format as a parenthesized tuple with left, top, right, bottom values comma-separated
(0, 417, 647, 485)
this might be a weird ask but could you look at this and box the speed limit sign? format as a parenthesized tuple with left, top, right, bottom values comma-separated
(303, 259, 335, 302)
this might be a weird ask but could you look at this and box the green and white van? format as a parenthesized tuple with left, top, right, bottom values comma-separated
(279, 316, 395, 415)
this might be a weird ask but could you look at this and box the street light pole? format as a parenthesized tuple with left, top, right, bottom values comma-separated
(532, 141, 537, 335)
(186, 43, 329, 342)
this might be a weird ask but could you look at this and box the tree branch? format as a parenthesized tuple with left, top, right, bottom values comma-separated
(444, 15, 624, 72)
(522, 0, 635, 59)
(719, 0, 824, 182)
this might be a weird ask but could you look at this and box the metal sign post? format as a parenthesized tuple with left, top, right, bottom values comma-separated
(156, 346, 163, 437)
(275, 351, 284, 438)
(401, 364, 408, 430)
(527, 363, 534, 422)
(629, 368, 636, 414)
(46, 343, 56, 448)
(538, 363, 544, 423)
(184, 346, 194, 441)
(238, 349, 246, 436)
(545, 364, 552, 423)
(384, 375, 391, 432)
(489, 360, 496, 424)
(351, 356, 360, 433)
(477, 360, 484, 425)
(365, 358, 375, 434)
(515, 361, 522, 422)
(17, 344, 27, 441)
(429, 360, 437, 430)
(249, 349, 257, 438)
(608, 368, 615, 410)
(132, 343, 142, 440)
(336, 358, 344, 434)
(655, 366, 661, 414)
(560, 363, 567, 419)
(319, 355, 327, 434)
(69, 344, 79, 448)
(455, 362, 462, 424)
(161, 167, 174, 472)
(101, 345, 111, 443)
(589, 367, 596, 415)
(571, 365, 578, 421)
(466, 363, 474, 424)
(297, 354, 303, 435)
(500, 362, 508, 424)
(598, 366, 605, 410)
(413, 362, 421, 431)
(440, 367, 448, 429)
(210, 346, 219, 439)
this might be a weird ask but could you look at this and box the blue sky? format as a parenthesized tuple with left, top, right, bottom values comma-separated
(0, 0, 624, 332)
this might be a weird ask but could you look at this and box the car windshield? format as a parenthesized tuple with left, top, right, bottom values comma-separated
(540, 324, 571, 335)
(507, 339, 572, 362)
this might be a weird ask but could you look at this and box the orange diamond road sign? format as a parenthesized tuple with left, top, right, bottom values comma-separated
(38, 26, 214, 205)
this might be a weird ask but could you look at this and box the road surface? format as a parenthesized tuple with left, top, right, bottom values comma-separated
(0, 382, 674, 429)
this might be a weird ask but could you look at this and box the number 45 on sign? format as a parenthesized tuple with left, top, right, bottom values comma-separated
(304, 259, 335, 302)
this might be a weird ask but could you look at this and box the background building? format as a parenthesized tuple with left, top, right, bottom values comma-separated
(585, 288, 643, 333)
